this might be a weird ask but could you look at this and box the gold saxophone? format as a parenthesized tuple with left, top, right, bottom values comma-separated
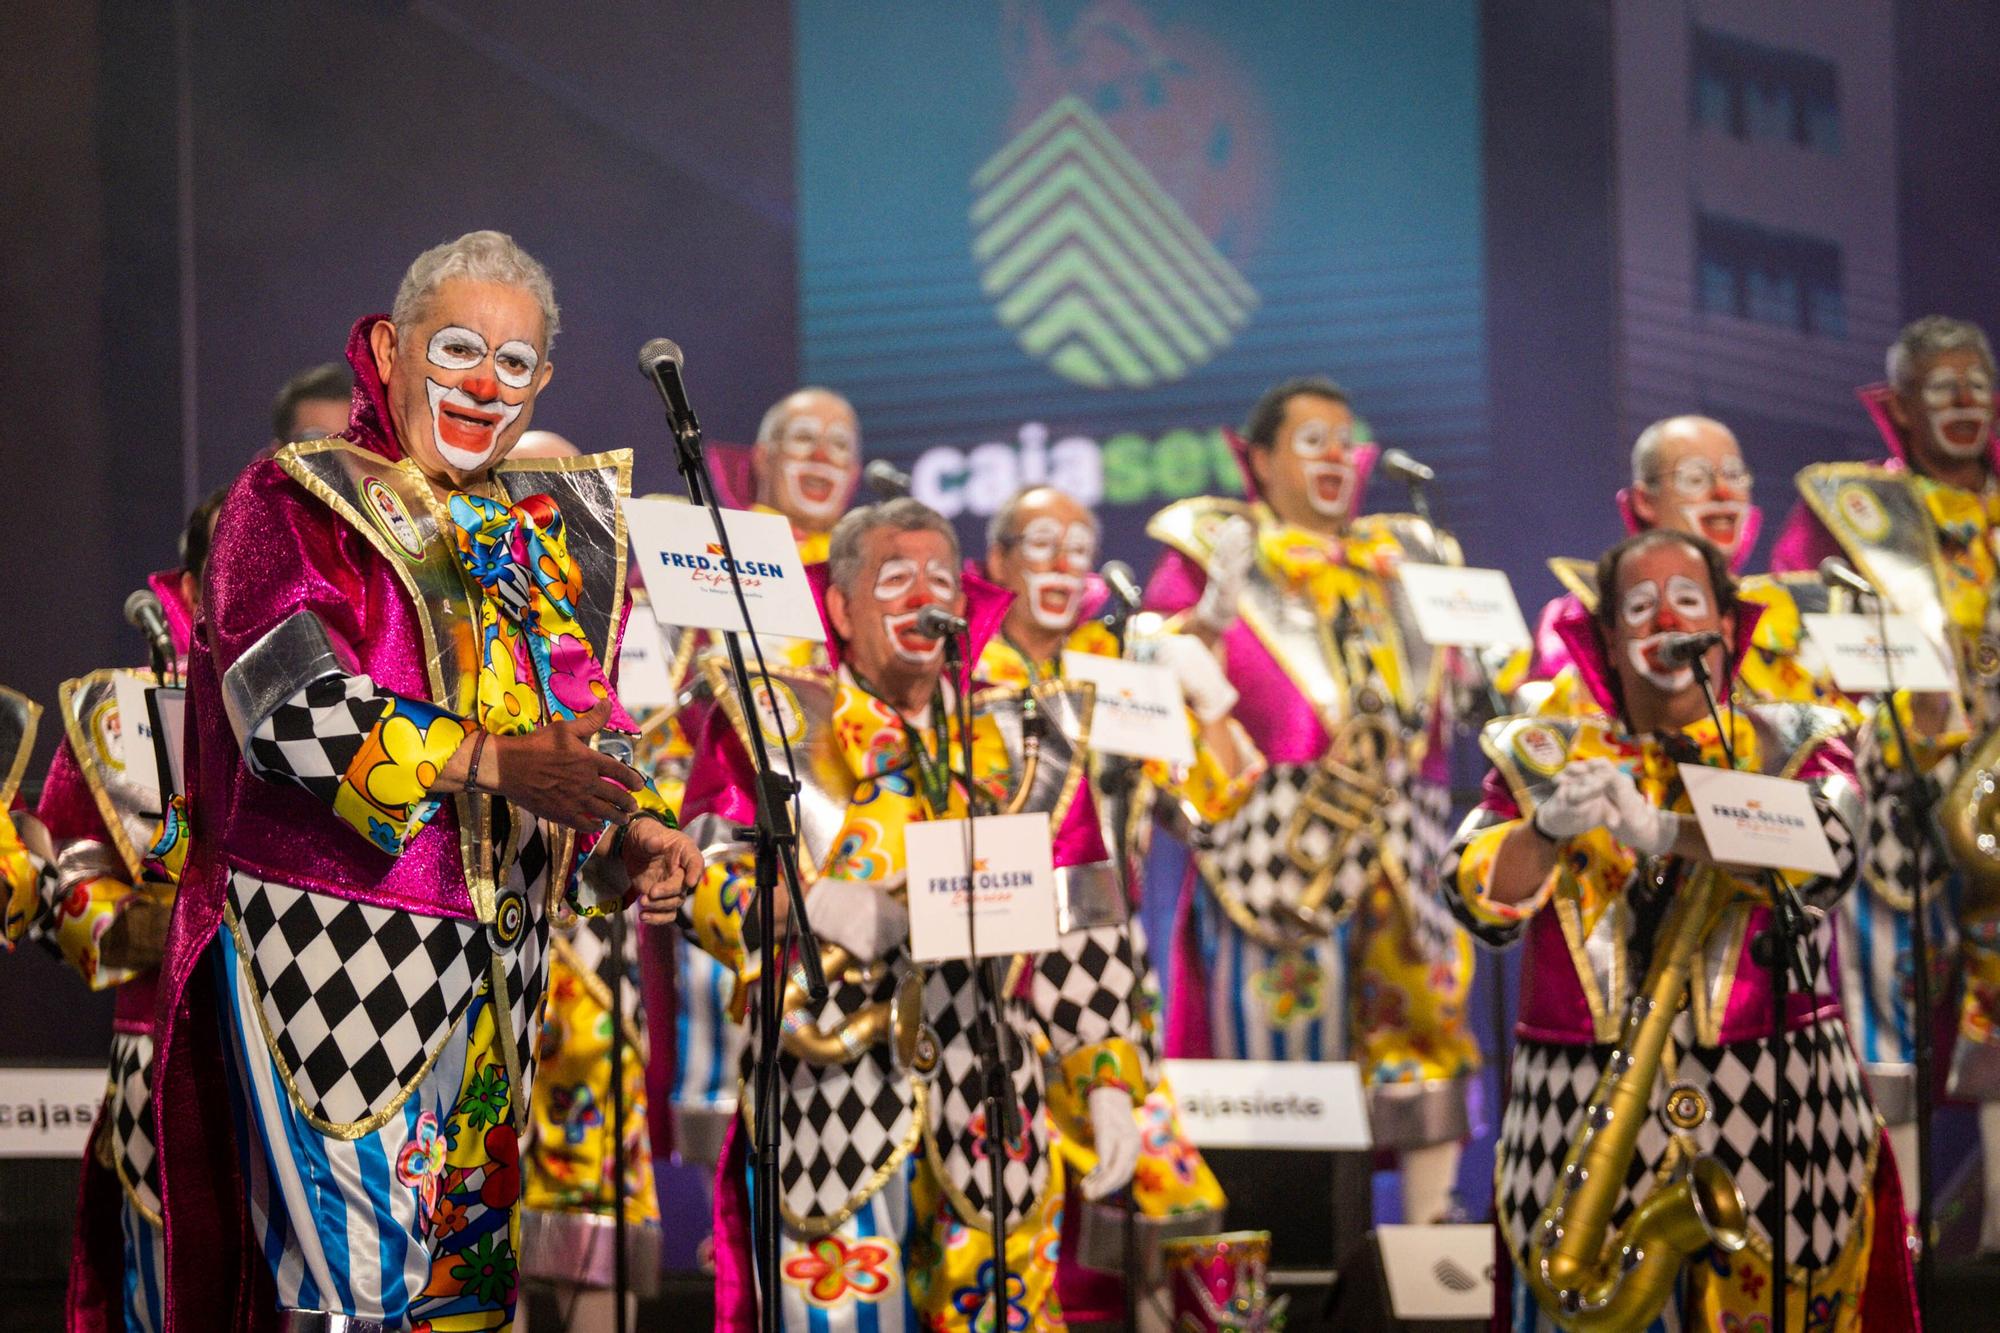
(1280, 710, 1400, 931)
(1526, 862, 1752, 1330)
(777, 944, 939, 1075)
(1944, 728, 2000, 922)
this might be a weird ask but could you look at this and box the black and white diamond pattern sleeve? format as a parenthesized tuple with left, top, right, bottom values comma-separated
(243, 673, 391, 806)
(1031, 924, 1141, 1058)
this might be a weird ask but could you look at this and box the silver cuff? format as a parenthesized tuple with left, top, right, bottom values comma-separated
(673, 1100, 738, 1168)
(53, 838, 125, 898)
(1863, 1062, 1917, 1125)
(519, 1208, 662, 1294)
(1073, 1200, 1227, 1285)
(224, 610, 357, 749)
(1949, 1038, 2000, 1103)
(575, 832, 633, 914)
(1367, 1073, 1472, 1149)
(282, 1313, 391, 1333)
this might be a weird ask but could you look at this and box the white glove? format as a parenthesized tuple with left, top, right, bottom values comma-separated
(1191, 517, 1255, 636)
(1529, 759, 1618, 841)
(1153, 633, 1239, 725)
(804, 878, 908, 964)
(1080, 1085, 1142, 1201)
(1601, 765, 1681, 857)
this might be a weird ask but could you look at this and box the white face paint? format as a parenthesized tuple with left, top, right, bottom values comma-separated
(776, 412, 859, 519)
(876, 556, 959, 663)
(1921, 365, 1995, 460)
(425, 378, 525, 472)
(1289, 416, 1357, 518)
(1675, 499, 1750, 557)
(1620, 574, 1714, 693)
(1011, 516, 1096, 629)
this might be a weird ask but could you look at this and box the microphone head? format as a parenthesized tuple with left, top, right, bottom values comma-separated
(1100, 560, 1142, 611)
(863, 459, 912, 498)
(1817, 556, 1874, 596)
(1381, 447, 1434, 484)
(124, 588, 164, 629)
(636, 337, 684, 376)
(1658, 629, 1724, 666)
(914, 604, 968, 639)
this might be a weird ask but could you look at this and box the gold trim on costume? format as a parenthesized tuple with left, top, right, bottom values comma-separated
(0, 684, 41, 812)
(56, 670, 156, 880)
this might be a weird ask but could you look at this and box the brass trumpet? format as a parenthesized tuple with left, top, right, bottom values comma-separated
(777, 944, 938, 1075)
(1281, 710, 1400, 931)
(1525, 862, 1751, 1330)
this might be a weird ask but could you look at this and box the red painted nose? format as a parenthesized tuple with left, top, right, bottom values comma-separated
(461, 373, 500, 401)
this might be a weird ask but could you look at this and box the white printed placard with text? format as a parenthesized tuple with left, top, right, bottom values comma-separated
(1801, 612, 1957, 693)
(0, 1067, 105, 1158)
(1679, 764, 1840, 878)
(904, 813, 1060, 962)
(1059, 652, 1195, 766)
(113, 672, 162, 807)
(1162, 1057, 1371, 1151)
(1396, 563, 1533, 649)
(615, 599, 681, 709)
(624, 500, 826, 642)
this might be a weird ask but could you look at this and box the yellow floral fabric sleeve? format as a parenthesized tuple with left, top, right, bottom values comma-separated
(0, 809, 45, 947)
(1450, 817, 1556, 932)
(329, 694, 468, 856)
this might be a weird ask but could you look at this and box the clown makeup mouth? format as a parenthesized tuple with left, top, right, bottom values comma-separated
(1931, 407, 1994, 459)
(426, 379, 524, 471)
(885, 609, 944, 663)
(1303, 461, 1355, 517)
(1024, 570, 1084, 630)
(785, 460, 851, 518)
(1628, 633, 1695, 693)
(1680, 500, 1749, 555)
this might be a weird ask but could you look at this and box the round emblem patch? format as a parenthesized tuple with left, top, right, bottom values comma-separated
(362, 477, 426, 561)
(750, 679, 805, 747)
(1513, 723, 1567, 776)
(89, 697, 125, 774)
(490, 886, 527, 951)
(1834, 484, 1891, 542)
(1976, 636, 2000, 683)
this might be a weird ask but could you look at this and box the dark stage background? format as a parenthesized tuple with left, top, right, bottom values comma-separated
(4, 0, 2000, 1283)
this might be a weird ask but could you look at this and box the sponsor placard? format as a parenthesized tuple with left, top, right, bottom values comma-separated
(1396, 563, 1533, 649)
(0, 1067, 104, 1158)
(1059, 652, 1194, 766)
(615, 600, 681, 709)
(147, 684, 187, 800)
(624, 500, 826, 642)
(1801, 612, 1957, 693)
(112, 672, 163, 810)
(1375, 1224, 1497, 1320)
(1679, 764, 1840, 877)
(1162, 1058, 1371, 1150)
(904, 813, 1060, 962)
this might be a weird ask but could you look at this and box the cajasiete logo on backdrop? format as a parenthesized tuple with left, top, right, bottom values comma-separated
(969, 95, 1257, 390)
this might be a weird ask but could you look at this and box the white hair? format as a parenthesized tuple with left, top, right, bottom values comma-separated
(1887, 316, 1995, 394)
(391, 230, 560, 349)
(755, 386, 855, 446)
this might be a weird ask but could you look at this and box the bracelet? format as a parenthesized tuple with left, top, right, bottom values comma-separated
(464, 730, 490, 794)
(611, 807, 677, 858)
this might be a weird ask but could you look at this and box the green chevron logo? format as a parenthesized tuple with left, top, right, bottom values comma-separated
(970, 96, 1257, 390)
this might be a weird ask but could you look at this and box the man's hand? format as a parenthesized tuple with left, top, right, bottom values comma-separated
(625, 816, 704, 926)
(486, 699, 643, 832)
(1190, 516, 1255, 639)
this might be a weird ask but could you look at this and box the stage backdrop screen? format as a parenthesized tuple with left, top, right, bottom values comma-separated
(795, 0, 1489, 558)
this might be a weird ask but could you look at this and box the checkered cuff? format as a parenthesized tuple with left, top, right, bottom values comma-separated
(247, 673, 466, 856)
(1443, 813, 1549, 945)
(1034, 923, 1143, 1057)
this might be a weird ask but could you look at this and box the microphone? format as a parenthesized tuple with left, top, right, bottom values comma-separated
(1819, 557, 1877, 601)
(1379, 447, 1435, 486)
(913, 605, 968, 640)
(636, 338, 701, 441)
(863, 459, 912, 499)
(1656, 630, 1724, 667)
(124, 589, 174, 670)
(1100, 560, 1143, 614)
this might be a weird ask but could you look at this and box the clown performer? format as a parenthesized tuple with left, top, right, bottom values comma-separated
(1770, 314, 2000, 1244)
(1524, 415, 1841, 708)
(979, 485, 1259, 1325)
(1448, 528, 1916, 1330)
(150, 230, 703, 1332)
(0, 495, 223, 1331)
(1142, 376, 1482, 1225)
(656, 387, 868, 1184)
(679, 497, 1149, 1332)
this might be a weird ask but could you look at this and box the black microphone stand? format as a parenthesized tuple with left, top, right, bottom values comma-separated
(943, 627, 1016, 1332)
(1096, 591, 1143, 1331)
(645, 375, 826, 1333)
(608, 900, 630, 1333)
(1687, 650, 1809, 1333)
(1862, 589, 1938, 1313)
